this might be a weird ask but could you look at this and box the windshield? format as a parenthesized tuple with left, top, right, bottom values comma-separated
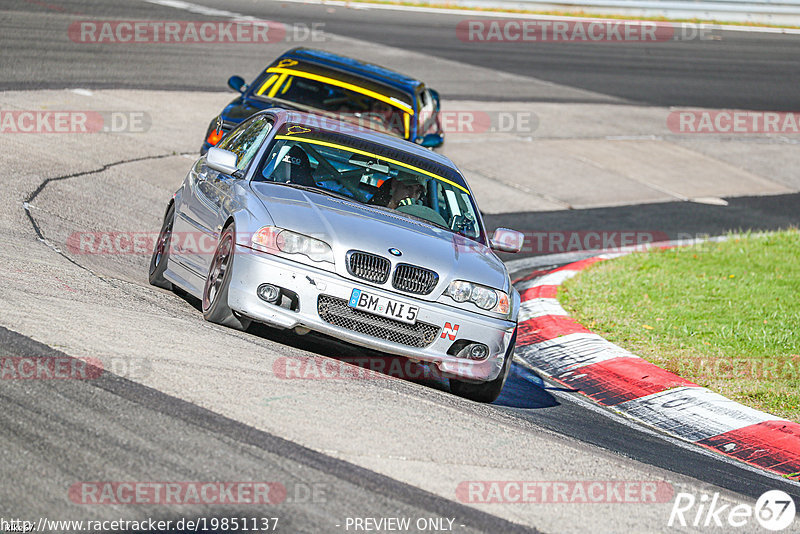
(251, 72, 410, 139)
(254, 126, 484, 242)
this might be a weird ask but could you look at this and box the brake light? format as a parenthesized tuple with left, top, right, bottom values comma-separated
(206, 128, 224, 146)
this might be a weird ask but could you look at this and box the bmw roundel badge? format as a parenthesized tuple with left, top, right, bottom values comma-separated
(388, 248, 402, 257)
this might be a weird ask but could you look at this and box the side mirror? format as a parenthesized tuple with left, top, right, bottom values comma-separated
(206, 147, 240, 177)
(420, 133, 444, 148)
(490, 228, 524, 253)
(228, 75, 247, 93)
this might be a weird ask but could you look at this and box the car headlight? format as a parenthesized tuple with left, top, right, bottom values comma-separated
(445, 280, 510, 314)
(252, 226, 334, 264)
(447, 280, 472, 303)
(470, 285, 498, 310)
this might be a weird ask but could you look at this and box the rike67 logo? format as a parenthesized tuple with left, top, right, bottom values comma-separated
(669, 490, 796, 530)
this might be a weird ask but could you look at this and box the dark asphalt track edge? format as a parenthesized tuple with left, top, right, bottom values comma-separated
(486, 192, 800, 263)
(6, 0, 800, 110)
(154, 0, 800, 111)
(0, 324, 537, 534)
(0, 81, 624, 104)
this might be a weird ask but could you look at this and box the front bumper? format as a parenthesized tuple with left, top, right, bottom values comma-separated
(227, 245, 516, 382)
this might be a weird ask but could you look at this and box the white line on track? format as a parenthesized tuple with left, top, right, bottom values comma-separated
(143, 0, 255, 19)
(144, 0, 800, 35)
(277, 0, 800, 35)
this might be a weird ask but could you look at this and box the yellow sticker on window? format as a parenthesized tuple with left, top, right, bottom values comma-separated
(285, 125, 312, 135)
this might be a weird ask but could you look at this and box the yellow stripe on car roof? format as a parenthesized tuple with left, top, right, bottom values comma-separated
(266, 67, 414, 115)
(274, 135, 469, 194)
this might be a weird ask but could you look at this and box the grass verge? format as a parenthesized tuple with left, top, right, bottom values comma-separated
(558, 229, 800, 421)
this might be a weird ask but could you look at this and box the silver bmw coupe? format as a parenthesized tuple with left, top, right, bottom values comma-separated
(150, 109, 524, 402)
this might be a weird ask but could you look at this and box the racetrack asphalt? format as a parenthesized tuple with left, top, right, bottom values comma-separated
(5, 0, 800, 110)
(0, 325, 534, 533)
(2, 0, 800, 532)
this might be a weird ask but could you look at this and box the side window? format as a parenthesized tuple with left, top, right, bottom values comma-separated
(436, 182, 452, 222)
(417, 88, 437, 135)
(420, 89, 430, 108)
(218, 115, 274, 172)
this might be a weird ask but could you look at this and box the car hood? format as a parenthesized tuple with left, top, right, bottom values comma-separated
(221, 96, 299, 124)
(248, 182, 509, 294)
(227, 95, 409, 140)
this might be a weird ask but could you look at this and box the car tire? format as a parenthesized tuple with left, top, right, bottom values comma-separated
(449, 327, 516, 403)
(149, 203, 175, 290)
(202, 224, 251, 331)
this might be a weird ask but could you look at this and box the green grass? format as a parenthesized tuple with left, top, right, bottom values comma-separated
(558, 229, 800, 421)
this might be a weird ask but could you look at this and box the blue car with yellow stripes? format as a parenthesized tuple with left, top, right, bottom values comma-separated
(201, 48, 444, 154)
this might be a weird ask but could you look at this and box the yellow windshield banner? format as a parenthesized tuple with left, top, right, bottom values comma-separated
(274, 135, 469, 194)
(265, 67, 414, 115)
(267, 73, 287, 98)
(255, 74, 277, 96)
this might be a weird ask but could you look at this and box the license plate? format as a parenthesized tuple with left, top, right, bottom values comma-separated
(348, 288, 419, 324)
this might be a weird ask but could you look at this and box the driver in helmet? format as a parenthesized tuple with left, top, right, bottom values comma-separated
(387, 171, 426, 209)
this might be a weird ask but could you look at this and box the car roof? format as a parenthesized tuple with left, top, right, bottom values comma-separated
(277, 48, 423, 96)
(285, 111, 454, 163)
(264, 108, 467, 189)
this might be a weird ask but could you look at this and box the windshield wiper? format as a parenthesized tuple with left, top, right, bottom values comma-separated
(365, 203, 452, 232)
(257, 97, 322, 115)
(278, 182, 356, 202)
